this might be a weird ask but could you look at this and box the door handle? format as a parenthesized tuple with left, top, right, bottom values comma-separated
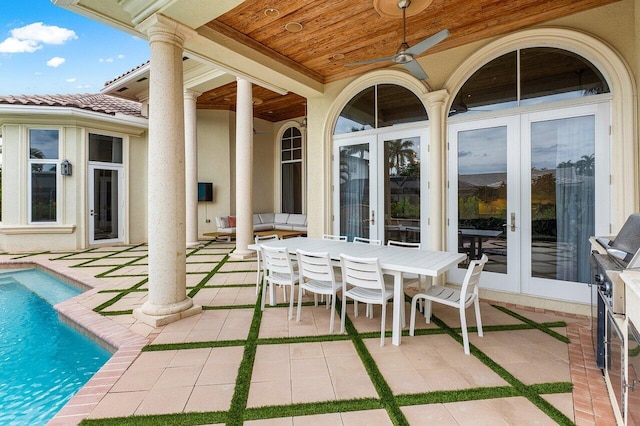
(371, 210, 375, 226)
(90, 209, 95, 217)
(509, 212, 516, 232)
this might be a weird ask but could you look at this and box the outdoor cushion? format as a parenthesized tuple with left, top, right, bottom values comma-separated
(287, 214, 306, 226)
(253, 224, 274, 231)
(259, 213, 275, 224)
(228, 216, 236, 227)
(253, 214, 262, 225)
(215, 216, 228, 228)
(274, 213, 290, 224)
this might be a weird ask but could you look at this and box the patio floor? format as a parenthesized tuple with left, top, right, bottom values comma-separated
(1, 241, 617, 425)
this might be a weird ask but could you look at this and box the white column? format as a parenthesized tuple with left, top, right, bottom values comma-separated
(133, 14, 201, 327)
(233, 77, 254, 258)
(424, 89, 450, 251)
(184, 89, 201, 248)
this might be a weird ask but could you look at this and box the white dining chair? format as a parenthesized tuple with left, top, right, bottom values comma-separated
(353, 236, 382, 245)
(387, 240, 421, 249)
(340, 254, 393, 346)
(295, 249, 342, 333)
(261, 245, 299, 320)
(254, 234, 280, 295)
(409, 254, 488, 355)
(322, 234, 348, 241)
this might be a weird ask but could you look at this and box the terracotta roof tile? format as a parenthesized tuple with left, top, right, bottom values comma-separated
(0, 93, 143, 118)
(103, 60, 150, 87)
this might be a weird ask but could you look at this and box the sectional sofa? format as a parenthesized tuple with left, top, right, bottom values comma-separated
(215, 213, 307, 234)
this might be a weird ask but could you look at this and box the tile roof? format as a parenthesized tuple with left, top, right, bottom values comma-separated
(0, 93, 143, 118)
(103, 60, 150, 87)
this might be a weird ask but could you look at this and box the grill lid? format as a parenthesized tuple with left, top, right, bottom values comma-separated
(609, 213, 640, 263)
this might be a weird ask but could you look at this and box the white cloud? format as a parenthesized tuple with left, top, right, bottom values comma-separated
(11, 22, 77, 45)
(47, 57, 65, 67)
(99, 57, 114, 63)
(118, 54, 125, 59)
(0, 37, 40, 53)
(0, 22, 76, 54)
(75, 84, 91, 89)
(66, 77, 76, 83)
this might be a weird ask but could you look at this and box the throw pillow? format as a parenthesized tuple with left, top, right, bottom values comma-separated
(228, 216, 236, 227)
(215, 216, 228, 228)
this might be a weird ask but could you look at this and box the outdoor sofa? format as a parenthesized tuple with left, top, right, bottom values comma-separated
(215, 213, 307, 234)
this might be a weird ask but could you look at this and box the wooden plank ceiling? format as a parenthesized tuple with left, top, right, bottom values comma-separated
(196, 0, 619, 122)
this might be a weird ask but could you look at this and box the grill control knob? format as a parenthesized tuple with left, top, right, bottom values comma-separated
(594, 273, 605, 284)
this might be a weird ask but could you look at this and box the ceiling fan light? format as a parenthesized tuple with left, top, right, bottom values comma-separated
(373, 0, 432, 18)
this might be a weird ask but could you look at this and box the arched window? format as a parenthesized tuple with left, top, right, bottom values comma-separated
(281, 126, 303, 214)
(449, 47, 609, 116)
(334, 84, 428, 134)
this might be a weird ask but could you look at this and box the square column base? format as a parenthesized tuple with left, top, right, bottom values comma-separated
(230, 250, 256, 260)
(133, 304, 202, 327)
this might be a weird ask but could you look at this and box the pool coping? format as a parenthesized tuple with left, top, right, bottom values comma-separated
(0, 259, 148, 426)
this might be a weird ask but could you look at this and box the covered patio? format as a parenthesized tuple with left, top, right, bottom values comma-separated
(3, 241, 612, 425)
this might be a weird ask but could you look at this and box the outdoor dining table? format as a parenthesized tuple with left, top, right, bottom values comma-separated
(248, 236, 466, 346)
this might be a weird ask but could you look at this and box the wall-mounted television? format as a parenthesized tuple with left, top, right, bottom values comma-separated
(198, 182, 213, 202)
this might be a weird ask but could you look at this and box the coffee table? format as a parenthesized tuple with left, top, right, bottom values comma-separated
(254, 229, 305, 239)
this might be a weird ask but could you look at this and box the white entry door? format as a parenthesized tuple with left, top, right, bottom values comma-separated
(89, 165, 123, 244)
(448, 102, 610, 303)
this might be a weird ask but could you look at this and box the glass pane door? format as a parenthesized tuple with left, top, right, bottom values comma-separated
(522, 103, 609, 303)
(448, 117, 520, 293)
(89, 166, 122, 244)
(335, 137, 377, 241)
(382, 131, 425, 245)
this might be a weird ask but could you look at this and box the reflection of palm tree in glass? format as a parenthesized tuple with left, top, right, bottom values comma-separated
(387, 139, 415, 175)
(30, 148, 45, 159)
(575, 153, 594, 176)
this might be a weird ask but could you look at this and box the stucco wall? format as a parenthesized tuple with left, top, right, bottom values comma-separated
(128, 132, 148, 244)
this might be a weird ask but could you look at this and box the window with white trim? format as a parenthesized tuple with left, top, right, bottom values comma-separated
(29, 129, 59, 223)
(281, 127, 303, 214)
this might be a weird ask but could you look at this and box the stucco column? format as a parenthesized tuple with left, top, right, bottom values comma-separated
(184, 89, 202, 248)
(424, 89, 450, 252)
(233, 77, 254, 258)
(133, 14, 201, 326)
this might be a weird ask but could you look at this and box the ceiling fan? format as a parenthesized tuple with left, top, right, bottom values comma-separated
(345, 0, 449, 80)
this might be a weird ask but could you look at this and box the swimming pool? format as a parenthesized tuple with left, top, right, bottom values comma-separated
(0, 269, 111, 425)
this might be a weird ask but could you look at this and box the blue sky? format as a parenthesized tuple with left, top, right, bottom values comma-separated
(0, 1, 149, 95)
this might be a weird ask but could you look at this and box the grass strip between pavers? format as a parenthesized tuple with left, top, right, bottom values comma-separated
(491, 304, 571, 343)
(187, 252, 231, 298)
(81, 410, 228, 425)
(242, 398, 383, 421)
(93, 278, 148, 313)
(430, 315, 574, 425)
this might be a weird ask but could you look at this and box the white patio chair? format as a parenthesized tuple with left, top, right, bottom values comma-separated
(261, 245, 299, 320)
(340, 254, 393, 346)
(387, 239, 424, 311)
(409, 254, 488, 355)
(322, 234, 348, 241)
(295, 249, 342, 333)
(255, 234, 280, 295)
(353, 236, 382, 245)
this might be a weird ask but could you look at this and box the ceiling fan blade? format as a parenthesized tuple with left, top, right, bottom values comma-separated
(345, 56, 395, 66)
(405, 29, 450, 56)
(402, 60, 429, 80)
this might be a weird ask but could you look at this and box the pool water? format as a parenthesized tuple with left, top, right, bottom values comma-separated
(0, 269, 111, 425)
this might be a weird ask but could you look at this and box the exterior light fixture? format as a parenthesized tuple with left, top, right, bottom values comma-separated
(61, 159, 72, 176)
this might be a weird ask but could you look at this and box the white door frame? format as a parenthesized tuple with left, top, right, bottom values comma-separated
(89, 163, 124, 245)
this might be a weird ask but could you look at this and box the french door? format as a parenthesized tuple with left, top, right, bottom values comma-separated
(89, 164, 123, 244)
(333, 127, 429, 244)
(448, 103, 610, 303)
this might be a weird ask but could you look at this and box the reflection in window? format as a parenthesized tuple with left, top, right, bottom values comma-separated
(29, 129, 59, 222)
(449, 48, 609, 116)
(340, 144, 370, 240)
(89, 133, 123, 163)
(334, 85, 427, 134)
(384, 137, 420, 243)
(530, 115, 595, 283)
(281, 127, 303, 214)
